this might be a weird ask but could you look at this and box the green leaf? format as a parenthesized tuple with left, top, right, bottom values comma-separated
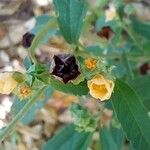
(50, 77, 88, 96)
(26, 63, 50, 85)
(86, 45, 103, 56)
(11, 87, 53, 124)
(129, 75, 150, 101)
(100, 127, 120, 150)
(121, 51, 134, 81)
(129, 75, 150, 110)
(42, 124, 93, 150)
(111, 63, 126, 78)
(53, 0, 88, 44)
(109, 126, 124, 150)
(99, 123, 124, 150)
(112, 80, 150, 150)
(23, 57, 32, 70)
(131, 19, 150, 40)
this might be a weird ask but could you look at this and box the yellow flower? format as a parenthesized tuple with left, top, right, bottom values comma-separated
(105, 4, 117, 22)
(87, 74, 114, 101)
(0, 72, 18, 95)
(85, 58, 97, 69)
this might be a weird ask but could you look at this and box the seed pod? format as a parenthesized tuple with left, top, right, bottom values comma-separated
(12, 72, 26, 83)
(22, 32, 35, 48)
(51, 54, 80, 83)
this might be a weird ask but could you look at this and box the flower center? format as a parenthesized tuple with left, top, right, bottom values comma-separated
(19, 86, 32, 98)
(92, 84, 107, 96)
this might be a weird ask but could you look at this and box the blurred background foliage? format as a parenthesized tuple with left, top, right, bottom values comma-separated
(0, 0, 149, 150)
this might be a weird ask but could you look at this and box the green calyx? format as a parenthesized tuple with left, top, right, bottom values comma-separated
(70, 103, 97, 132)
(12, 72, 26, 83)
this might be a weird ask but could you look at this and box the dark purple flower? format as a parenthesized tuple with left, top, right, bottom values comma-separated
(97, 26, 114, 40)
(139, 63, 150, 75)
(22, 32, 35, 48)
(51, 54, 80, 83)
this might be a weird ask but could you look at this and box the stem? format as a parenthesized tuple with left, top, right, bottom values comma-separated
(122, 51, 134, 80)
(124, 25, 142, 50)
(29, 18, 57, 63)
(119, 19, 143, 51)
(0, 87, 46, 142)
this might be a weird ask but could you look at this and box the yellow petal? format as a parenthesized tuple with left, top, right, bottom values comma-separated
(0, 72, 18, 94)
(87, 74, 115, 101)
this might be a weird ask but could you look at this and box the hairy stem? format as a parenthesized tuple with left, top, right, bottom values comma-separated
(29, 18, 57, 63)
(0, 87, 46, 142)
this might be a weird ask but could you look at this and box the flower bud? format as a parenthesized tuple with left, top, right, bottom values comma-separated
(85, 58, 97, 69)
(22, 32, 35, 48)
(105, 4, 117, 22)
(97, 26, 114, 40)
(88, 74, 114, 101)
(70, 103, 96, 132)
(139, 63, 150, 75)
(51, 54, 80, 83)
(0, 72, 18, 95)
(12, 72, 26, 83)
